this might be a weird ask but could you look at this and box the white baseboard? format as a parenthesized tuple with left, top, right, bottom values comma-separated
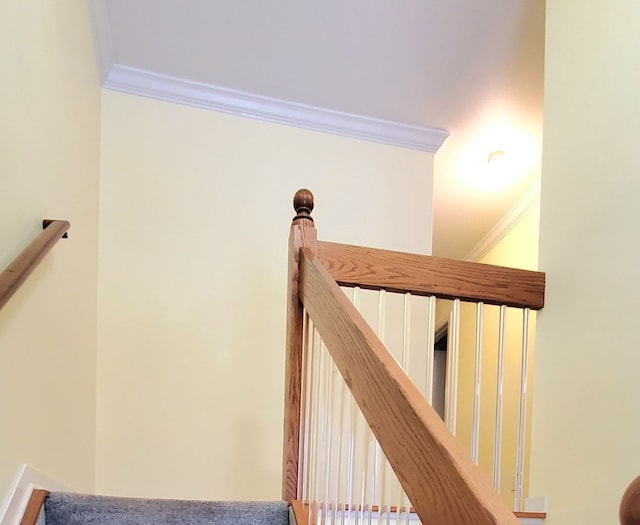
(524, 496, 547, 513)
(0, 465, 68, 525)
(519, 518, 545, 525)
(518, 496, 548, 524)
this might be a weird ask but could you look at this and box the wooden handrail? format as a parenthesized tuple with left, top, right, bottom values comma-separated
(621, 476, 640, 525)
(290, 500, 310, 525)
(298, 246, 521, 525)
(19, 489, 49, 525)
(0, 220, 70, 311)
(317, 240, 545, 310)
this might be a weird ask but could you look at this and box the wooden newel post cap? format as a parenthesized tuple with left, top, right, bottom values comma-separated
(293, 189, 314, 222)
(621, 476, 640, 525)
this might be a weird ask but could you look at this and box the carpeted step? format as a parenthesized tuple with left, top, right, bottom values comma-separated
(43, 492, 289, 525)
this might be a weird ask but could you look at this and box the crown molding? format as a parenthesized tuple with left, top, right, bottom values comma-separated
(86, 0, 449, 151)
(86, 0, 113, 84)
(102, 65, 449, 152)
(464, 179, 541, 262)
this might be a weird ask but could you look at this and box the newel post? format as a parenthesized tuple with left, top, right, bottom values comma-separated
(621, 476, 640, 525)
(282, 189, 317, 502)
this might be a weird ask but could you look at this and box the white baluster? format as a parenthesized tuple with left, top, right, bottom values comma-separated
(425, 296, 436, 404)
(308, 325, 321, 524)
(301, 314, 314, 502)
(359, 412, 374, 525)
(445, 299, 461, 435)
(402, 293, 411, 373)
(380, 455, 390, 525)
(492, 305, 507, 491)
(316, 340, 328, 525)
(400, 295, 411, 524)
(471, 302, 484, 464)
(374, 290, 386, 517)
(333, 368, 346, 525)
(514, 308, 531, 511)
(345, 387, 356, 525)
(322, 351, 335, 525)
(350, 288, 370, 525)
(309, 328, 322, 525)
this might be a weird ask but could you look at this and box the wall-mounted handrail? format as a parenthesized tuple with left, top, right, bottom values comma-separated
(0, 220, 70, 311)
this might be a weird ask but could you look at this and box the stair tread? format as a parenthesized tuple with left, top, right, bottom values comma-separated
(44, 493, 289, 525)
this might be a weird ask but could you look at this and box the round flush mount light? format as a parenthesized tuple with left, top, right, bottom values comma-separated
(457, 125, 535, 192)
(486, 150, 510, 184)
(487, 150, 506, 164)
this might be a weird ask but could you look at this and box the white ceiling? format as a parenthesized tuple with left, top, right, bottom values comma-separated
(89, 0, 545, 259)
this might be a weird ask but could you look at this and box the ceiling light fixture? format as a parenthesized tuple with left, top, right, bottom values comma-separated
(457, 124, 535, 192)
(487, 150, 506, 164)
(486, 149, 510, 184)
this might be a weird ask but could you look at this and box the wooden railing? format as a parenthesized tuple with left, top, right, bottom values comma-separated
(316, 241, 543, 309)
(20, 489, 50, 525)
(299, 247, 522, 524)
(0, 220, 70, 311)
(283, 189, 545, 525)
(621, 476, 640, 525)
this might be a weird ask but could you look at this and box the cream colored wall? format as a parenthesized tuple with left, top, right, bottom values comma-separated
(96, 90, 434, 500)
(453, 205, 539, 506)
(529, 1, 640, 523)
(478, 208, 539, 271)
(0, 0, 100, 499)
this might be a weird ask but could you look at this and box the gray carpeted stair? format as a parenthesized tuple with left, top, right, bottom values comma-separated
(40, 492, 290, 525)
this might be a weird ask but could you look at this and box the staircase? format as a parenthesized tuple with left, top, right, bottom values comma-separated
(23, 491, 544, 525)
(4, 197, 548, 525)
(27, 492, 289, 525)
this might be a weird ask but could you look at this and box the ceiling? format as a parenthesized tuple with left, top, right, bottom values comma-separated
(89, 0, 545, 259)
